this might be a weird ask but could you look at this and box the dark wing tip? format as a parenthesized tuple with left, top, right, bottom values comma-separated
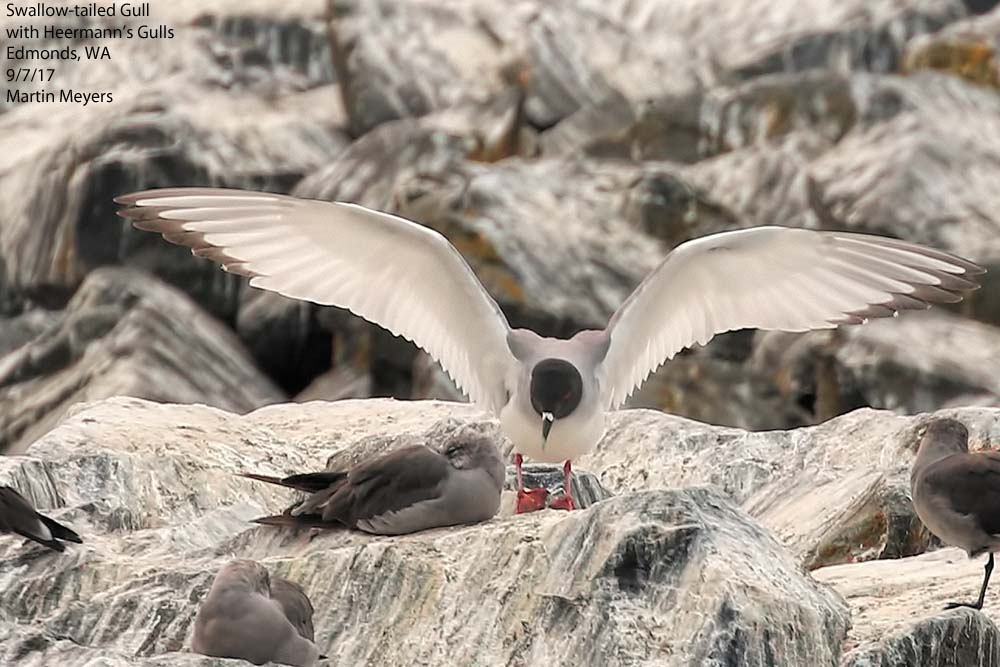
(38, 515, 83, 544)
(44, 539, 67, 552)
(14, 529, 67, 552)
(239, 472, 286, 486)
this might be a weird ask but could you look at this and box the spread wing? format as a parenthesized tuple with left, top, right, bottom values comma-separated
(115, 188, 516, 413)
(600, 226, 984, 408)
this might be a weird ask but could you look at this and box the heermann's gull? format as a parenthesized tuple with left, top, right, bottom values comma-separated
(242, 435, 504, 535)
(0, 486, 82, 552)
(116, 187, 984, 513)
(192, 560, 320, 667)
(270, 576, 317, 642)
(912, 418, 1000, 610)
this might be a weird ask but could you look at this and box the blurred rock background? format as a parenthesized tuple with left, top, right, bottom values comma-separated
(3, 0, 1000, 454)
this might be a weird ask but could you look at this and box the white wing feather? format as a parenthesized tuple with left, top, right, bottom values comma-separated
(601, 226, 983, 409)
(115, 188, 516, 413)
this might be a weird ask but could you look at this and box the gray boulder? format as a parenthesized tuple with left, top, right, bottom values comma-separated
(0, 268, 282, 455)
(753, 311, 1000, 421)
(0, 397, 849, 666)
(815, 548, 1000, 666)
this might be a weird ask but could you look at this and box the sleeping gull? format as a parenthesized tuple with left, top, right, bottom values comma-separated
(242, 434, 504, 535)
(192, 560, 320, 666)
(116, 187, 984, 512)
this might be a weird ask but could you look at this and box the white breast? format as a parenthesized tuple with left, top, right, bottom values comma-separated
(500, 401, 605, 464)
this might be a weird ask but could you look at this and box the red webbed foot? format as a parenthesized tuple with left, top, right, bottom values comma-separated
(549, 494, 576, 511)
(515, 487, 549, 513)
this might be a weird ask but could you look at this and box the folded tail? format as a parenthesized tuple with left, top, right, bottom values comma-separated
(252, 514, 345, 531)
(41, 515, 83, 544)
(240, 471, 348, 493)
(15, 514, 83, 552)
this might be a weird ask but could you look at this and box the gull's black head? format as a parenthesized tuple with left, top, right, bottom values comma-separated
(530, 358, 583, 440)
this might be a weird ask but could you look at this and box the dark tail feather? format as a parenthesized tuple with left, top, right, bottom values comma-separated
(14, 528, 67, 552)
(252, 514, 344, 531)
(240, 471, 347, 493)
(240, 472, 291, 487)
(39, 515, 82, 544)
(281, 471, 348, 493)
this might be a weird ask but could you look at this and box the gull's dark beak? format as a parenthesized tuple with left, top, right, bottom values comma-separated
(541, 411, 554, 441)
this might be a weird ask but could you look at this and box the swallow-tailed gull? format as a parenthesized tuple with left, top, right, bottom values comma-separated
(116, 187, 984, 512)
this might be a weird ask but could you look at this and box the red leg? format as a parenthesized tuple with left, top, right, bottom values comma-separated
(550, 460, 576, 510)
(515, 453, 548, 513)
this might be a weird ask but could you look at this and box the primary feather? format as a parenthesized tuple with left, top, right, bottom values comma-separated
(115, 188, 516, 414)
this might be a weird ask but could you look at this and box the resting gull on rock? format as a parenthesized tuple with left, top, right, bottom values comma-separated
(243, 434, 504, 535)
(192, 560, 321, 666)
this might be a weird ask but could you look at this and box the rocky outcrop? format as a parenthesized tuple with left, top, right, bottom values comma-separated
(0, 398, 850, 667)
(753, 310, 1000, 421)
(4, 0, 1000, 543)
(815, 548, 1000, 665)
(0, 268, 282, 455)
(7, 396, 1000, 665)
(4, 398, 1000, 664)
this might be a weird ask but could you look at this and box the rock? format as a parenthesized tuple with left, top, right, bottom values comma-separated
(753, 311, 1000, 421)
(806, 72, 1000, 324)
(0, 268, 282, 455)
(504, 463, 615, 511)
(323, 0, 510, 136)
(236, 290, 333, 395)
(620, 167, 742, 245)
(841, 609, 1000, 667)
(16, 396, 1000, 571)
(626, 353, 811, 431)
(729, 0, 966, 78)
(0, 310, 61, 359)
(813, 548, 1000, 665)
(904, 5, 1000, 89)
(581, 404, 1000, 569)
(700, 72, 859, 157)
(677, 132, 829, 232)
(2, 1, 337, 106)
(539, 88, 637, 158)
(409, 354, 465, 403)
(0, 397, 848, 666)
(0, 86, 345, 315)
(0, 3, 348, 394)
(294, 366, 372, 403)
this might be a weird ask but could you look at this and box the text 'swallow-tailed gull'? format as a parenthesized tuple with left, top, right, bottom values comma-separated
(912, 418, 1000, 610)
(192, 560, 320, 666)
(242, 434, 504, 535)
(116, 187, 984, 513)
(0, 485, 82, 552)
